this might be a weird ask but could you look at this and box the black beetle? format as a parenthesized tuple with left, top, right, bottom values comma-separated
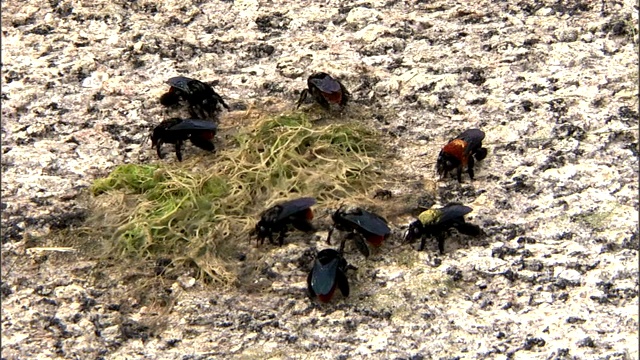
(436, 129, 488, 183)
(151, 118, 217, 161)
(296, 72, 350, 110)
(160, 76, 230, 120)
(255, 197, 317, 246)
(307, 248, 356, 303)
(327, 206, 391, 257)
(404, 203, 482, 254)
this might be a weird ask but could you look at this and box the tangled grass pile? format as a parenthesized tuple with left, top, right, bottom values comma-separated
(88, 111, 387, 286)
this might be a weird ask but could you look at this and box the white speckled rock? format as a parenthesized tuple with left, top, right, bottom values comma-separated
(1, 0, 637, 359)
(346, 7, 383, 27)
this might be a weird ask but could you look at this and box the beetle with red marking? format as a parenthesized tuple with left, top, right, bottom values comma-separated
(404, 203, 482, 254)
(307, 248, 356, 303)
(151, 118, 217, 161)
(327, 205, 391, 257)
(296, 72, 350, 110)
(160, 76, 230, 120)
(436, 129, 488, 183)
(255, 197, 317, 246)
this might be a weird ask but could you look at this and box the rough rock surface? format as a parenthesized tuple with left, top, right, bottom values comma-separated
(1, 0, 638, 359)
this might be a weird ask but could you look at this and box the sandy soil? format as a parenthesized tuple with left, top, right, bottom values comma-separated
(1, 0, 638, 359)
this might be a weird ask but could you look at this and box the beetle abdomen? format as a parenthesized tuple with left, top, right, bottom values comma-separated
(317, 285, 337, 303)
(304, 208, 314, 220)
(365, 234, 385, 247)
(322, 91, 343, 104)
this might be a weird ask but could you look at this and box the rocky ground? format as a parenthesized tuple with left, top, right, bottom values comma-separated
(1, 0, 638, 359)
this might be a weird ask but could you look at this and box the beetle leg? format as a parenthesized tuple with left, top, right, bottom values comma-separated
(336, 270, 350, 298)
(174, 89, 186, 100)
(212, 93, 230, 110)
(436, 234, 446, 254)
(296, 89, 309, 109)
(316, 95, 330, 110)
(187, 105, 200, 120)
(307, 271, 316, 299)
(339, 82, 350, 107)
(198, 107, 208, 119)
(199, 99, 212, 118)
(187, 103, 197, 118)
(326, 226, 335, 244)
(193, 105, 204, 119)
(175, 140, 183, 161)
(456, 165, 463, 183)
(250, 226, 260, 245)
(419, 236, 427, 251)
(277, 229, 288, 246)
(267, 232, 277, 245)
(467, 155, 475, 180)
(354, 234, 370, 258)
(338, 237, 346, 253)
(200, 104, 213, 120)
(155, 139, 166, 159)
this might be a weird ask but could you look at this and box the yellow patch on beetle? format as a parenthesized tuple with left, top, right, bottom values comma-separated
(418, 209, 440, 225)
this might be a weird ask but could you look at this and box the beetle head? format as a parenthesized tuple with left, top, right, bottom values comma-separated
(254, 219, 271, 241)
(160, 90, 181, 107)
(331, 206, 346, 223)
(403, 220, 424, 243)
(150, 128, 160, 147)
(436, 152, 459, 176)
(316, 248, 341, 263)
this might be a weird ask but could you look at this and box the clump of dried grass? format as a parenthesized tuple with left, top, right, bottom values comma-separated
(88, 111, 386, 286)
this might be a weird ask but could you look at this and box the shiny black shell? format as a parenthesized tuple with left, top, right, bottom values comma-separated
(261, 197, 316, 223)
(308, 73, 342, 94)
(333, 207, 391, 237)
(307, 249, 350, 300)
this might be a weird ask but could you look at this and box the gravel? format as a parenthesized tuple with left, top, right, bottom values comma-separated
(1, 0, 638, 359)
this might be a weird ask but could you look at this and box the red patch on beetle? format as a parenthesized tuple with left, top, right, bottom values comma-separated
(305, 208, 314, 221)
(201, 131, 215, 140)
(442, 139, 469, 165)
(317, 285, 336, 303)
(365, 234, 385, 247)
(322, 91, 342, 104)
